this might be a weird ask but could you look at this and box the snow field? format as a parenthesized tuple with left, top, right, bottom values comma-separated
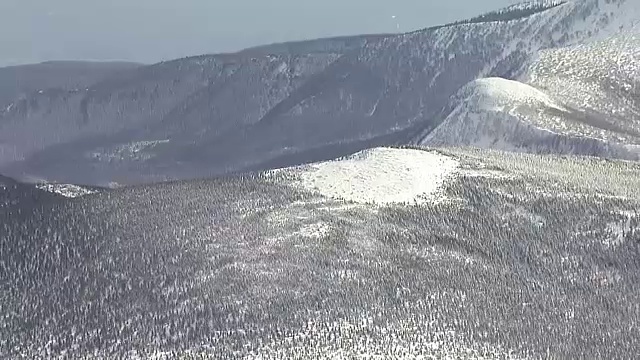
(291, 147, 460, 205)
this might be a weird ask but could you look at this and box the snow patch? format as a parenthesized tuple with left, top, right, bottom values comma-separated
(292, 148, 459, 205)
(35, 183, 98, 198)
(87, 139, 170, 162)
(461, 77, 566, 112)
(297, 222, 331, 238)
(603, 221, 627, 249)
(603, 210, 639, 248)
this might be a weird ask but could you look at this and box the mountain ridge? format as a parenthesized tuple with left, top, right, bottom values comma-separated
(0, 61, 140, 98)
(2, 145, 639, 358)
(416, 29, 640, 158)
(1, 0, 639, 185)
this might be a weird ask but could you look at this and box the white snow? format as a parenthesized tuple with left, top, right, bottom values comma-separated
(297, 222, 332, 238)
(604, 221, 627, 249)
(524, 32, 640, 132)
(292, 147, 459, 205)
(421, 77, 568, 150)
(36, 183, 98, 198)
(462, 77, 566, 112)
(420, 75, 640, 160)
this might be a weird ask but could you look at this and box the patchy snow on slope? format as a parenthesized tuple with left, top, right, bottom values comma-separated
(291, 147, 459, 205)
(238, 313, 524, 360)
(35, 183, 98, 198)
(297, 222, 332, 238)
(524, 33, 640, 144)
(420, 76, 640, 160)
(87, 139, 170, 163)
(571, 0, 640, 44)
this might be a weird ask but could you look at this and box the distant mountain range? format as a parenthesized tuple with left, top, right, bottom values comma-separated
(0, 0, 638, 186)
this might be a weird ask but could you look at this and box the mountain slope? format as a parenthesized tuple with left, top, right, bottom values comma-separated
(417, 75, 640, 159)
(2, 147, 639, 358)
(0, 61, 141, 108)
(416, 29, 640, 157)
(526, 32, 640, 136)
(236, 33, 392, 56)
(0, 174, 66, 214)
(1, 0, 639, 185)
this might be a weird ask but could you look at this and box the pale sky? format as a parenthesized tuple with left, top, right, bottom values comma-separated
(0, 0, 518, 66)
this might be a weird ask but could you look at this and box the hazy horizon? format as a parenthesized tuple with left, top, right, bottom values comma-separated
(1, 0, 518, 66)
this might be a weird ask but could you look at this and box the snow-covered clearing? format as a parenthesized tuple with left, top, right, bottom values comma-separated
(291, 148, 459, 205)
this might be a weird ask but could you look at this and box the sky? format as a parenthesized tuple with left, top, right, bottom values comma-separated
(0, 0, 518, 66)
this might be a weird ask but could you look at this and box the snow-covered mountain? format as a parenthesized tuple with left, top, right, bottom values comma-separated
(417, 31, 640, 158)
(2, 146, 639, 358)
(1, 0, 639, 185)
